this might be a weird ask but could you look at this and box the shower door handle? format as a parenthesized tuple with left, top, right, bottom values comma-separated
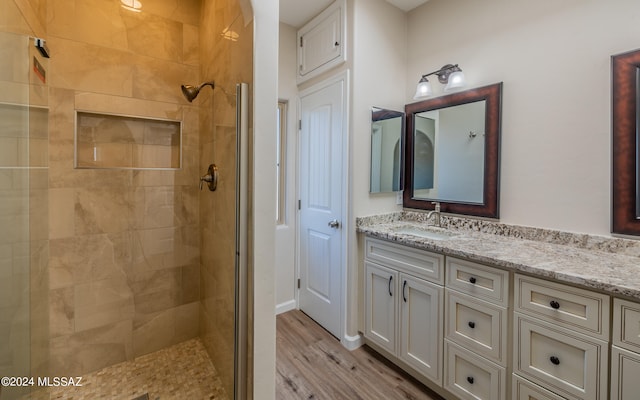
(200, 164, 218, 191)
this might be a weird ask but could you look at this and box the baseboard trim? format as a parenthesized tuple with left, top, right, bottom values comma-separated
(275, 299, 297, 315)
(341, 333, 363, 350)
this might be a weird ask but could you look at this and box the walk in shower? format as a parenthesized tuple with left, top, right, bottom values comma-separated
(0, 0, 252, 399)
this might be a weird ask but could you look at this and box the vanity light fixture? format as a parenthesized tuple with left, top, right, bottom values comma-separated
(413, 64, 466, 99)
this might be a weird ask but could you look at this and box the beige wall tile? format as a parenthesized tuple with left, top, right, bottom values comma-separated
(132, 308, 175, 357)
(49, 188, 74, 239)
(0, 0, 32, 35)
(183, 23, 200, 66)
(74, 276, 135, 332)
(122, 11, 183, 62)
(49, 286, 74, 337)
(74, 188, 132, 235)
(49, 38, 134, 97)
(49, 319, 133, 376)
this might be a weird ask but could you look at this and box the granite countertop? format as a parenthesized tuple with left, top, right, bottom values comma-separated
(357, 212, 640, 301)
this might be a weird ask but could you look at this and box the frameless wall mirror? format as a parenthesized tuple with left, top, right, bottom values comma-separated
(612, 48, 640, 235)
(404, 83, 502, 218)
(370, 107, 404, 193)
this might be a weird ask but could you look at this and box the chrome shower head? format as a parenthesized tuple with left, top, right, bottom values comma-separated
(181, 81, 215, 102)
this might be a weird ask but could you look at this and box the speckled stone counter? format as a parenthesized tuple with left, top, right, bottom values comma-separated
(357, 211, 640, 300)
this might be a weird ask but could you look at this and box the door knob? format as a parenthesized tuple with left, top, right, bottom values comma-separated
(328, 219, 340, 229)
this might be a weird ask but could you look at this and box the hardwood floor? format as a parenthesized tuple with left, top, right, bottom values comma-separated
(276, 310, 443, 400)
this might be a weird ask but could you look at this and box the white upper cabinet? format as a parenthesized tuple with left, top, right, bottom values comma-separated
(297, 0, 346, 83)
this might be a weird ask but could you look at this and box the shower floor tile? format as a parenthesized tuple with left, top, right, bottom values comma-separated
(35, 338, 228, 400)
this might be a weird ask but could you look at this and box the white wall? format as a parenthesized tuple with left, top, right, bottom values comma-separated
(275, 22, 298, 313)
(251, 0, 277, 398)
(407, 0, 640, 236)
(352, 0, 407, 217)
(347, 0, 408, 338)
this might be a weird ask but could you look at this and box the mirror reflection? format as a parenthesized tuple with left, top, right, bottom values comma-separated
(370, 107, 404, 193)
(404, 83, 502, 219)
(413, 101, 486, 203)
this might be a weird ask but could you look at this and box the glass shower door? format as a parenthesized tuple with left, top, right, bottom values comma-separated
(0, 31, 32, 400)
(0, 28, 49, 400)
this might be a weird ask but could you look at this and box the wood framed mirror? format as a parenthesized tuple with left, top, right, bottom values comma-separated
(612, 48, 640, 235)
(403, 83, 502, 218)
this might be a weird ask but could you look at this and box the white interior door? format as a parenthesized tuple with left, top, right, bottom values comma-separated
(298, 76, 345, 338)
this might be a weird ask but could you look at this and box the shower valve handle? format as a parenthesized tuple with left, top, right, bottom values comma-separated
(200, 164, 218, 191)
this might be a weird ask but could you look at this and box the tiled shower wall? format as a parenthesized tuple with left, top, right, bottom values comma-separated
(45, 0, 203, 375)
(198, 0, 252, 396)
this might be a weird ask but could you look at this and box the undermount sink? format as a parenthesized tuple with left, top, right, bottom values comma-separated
(393, 227, 457, 241)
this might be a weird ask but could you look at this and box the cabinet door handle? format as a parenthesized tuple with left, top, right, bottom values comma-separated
(402, 280, 407, 303)
(388, 276, 393, 296)
(550, 356, 560, 365)
(550, 300, 560, 309)
(469, 277, 477, 284)
(467, 376, 474, 384)
(468, 321, 476, 329)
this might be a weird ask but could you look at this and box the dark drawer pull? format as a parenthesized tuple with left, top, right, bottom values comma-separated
(550, 300, 560, 309)
(468, 321, 476, 329)
(550, 356, 560, 365)
(402, 280, 407, 303)
(469, 277, 477, 284)
(388, 276, 393, 296)
(467, 376, 474, 384)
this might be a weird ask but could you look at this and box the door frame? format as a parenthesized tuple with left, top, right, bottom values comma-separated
(295, 70, 352, 346)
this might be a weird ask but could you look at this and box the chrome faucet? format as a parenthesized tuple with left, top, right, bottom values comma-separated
(427, 202, 441, 227)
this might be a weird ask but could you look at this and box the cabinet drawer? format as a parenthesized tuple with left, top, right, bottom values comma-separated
(444, 340, 506, 400)
(611, 345, 640, 400)
(512, 374, 566, 400)
(365, 237, 444, 283)
(613, 297, 640, 353)
(445, 290, 507, 365)
(514, 314, 608, 400)
(514, 274, 610, 340)
(446, 257, 509, 306)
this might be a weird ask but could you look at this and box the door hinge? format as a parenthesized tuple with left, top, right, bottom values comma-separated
(300, 37, 303, 47)
(298, 119, 302, 130)
(298, 199, 301, 210)
(297, 278, 301, 289)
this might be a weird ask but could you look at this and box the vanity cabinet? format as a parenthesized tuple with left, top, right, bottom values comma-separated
(611, 298, 640, 400)
(513, 274, 609, 400)
(364, 237, 444, 384)
(360, 234, 640, 400)
(296, 0, 346, 83)
(444, 258, 509, 400)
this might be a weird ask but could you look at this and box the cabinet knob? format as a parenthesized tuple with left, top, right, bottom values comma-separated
(550, 356, 560, 365)
(469, 277, 477, 284)
(468, 321, 476, 329)
(467, 376, 474, 384)
(334, 41, 339, 46)
(550, 300, 560, 309)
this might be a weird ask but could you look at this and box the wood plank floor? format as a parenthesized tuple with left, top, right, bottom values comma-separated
(276, 310, 443, 400)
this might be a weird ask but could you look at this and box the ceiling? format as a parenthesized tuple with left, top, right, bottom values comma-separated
(279, 0, 429, 27)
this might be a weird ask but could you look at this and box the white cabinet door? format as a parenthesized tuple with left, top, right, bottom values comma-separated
(399, 273, 443, 384)
(611, 346, 640, 400)
(364, 261, 397, 354)
(297, 0, 345, 82)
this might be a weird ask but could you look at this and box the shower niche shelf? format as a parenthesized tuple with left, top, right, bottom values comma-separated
(75, 111, 182, 170)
